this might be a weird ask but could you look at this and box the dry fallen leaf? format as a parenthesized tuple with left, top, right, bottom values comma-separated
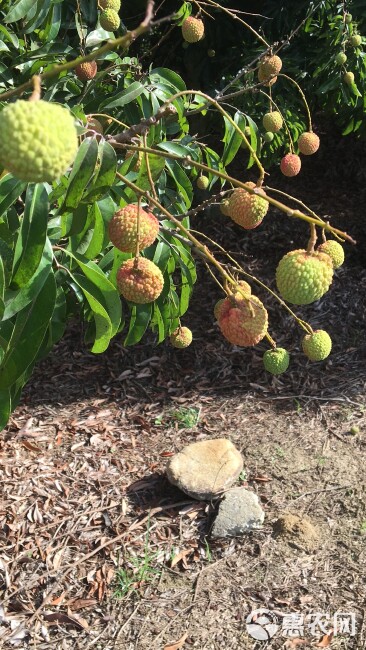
(284, 639, 309, 648)
(314, 629, 334, 647)
(164, 631, 188, 650)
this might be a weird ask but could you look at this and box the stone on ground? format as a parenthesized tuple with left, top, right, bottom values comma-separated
(166, 438, 243, 500)
(211, 487, 265, 538)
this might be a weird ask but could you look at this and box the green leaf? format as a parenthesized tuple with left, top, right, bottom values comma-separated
(222, 111, 247, 167)
(124, 303, 153, 346)
(149, 68, 186, 92)
(0, 272, 56, 389)
(11, 184, 49, 289)
(83, 141, 117, 202)
(0, 176, 27, 219)
(101, 81, 145, 109)
(71, 272, 112, 353)
(63, 138, 99, 209)
(0, 389, 11, 430)
(83, 203, 105, 259)
(4, 0, 35, 23)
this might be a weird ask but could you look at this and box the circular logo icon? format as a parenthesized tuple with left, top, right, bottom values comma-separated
(246, 608, 279, 640)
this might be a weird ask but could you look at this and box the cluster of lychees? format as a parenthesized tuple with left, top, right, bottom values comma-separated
(335, 13, 363, 87)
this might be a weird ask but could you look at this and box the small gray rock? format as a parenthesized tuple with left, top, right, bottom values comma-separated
(211, 487, 265, 538)
(166, 438, 243, 500)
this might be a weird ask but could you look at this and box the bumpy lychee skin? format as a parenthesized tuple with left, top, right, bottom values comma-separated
(350, 34, 362, 47)
(197, 175, 209, 190)
(220, 199, 231, 216)
(227, 183, 269, 230)
(109, 205, 159, 253)
(214, 281, 252, 321)
(263, 111, 283, 133)
(258, 66, 277, 86)
(170, 326, 193, 349)
(317, 240, 344, 269)
(302, 330, 332, 361)
(75, 61, 97, 81)
(117, 257, 164, 304)
(218, 295, 268, 347)
(280, 153, 301, 177)
(214, 298, 226, 321)
(343, 71, 354, 85)
(259, 55, 282, 80)
(181, 17, 204, 43)
(99, 0, 120, 10)
(276, 249, 333, 305)
(298, 132, 320, 155)
(0, 100, 78, 183)
(335, 52, 347, 65)
(100, 8, 120, 31)
(263, 348, 290, 375)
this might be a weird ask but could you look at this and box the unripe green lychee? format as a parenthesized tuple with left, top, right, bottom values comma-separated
(181, 16, 204, 43)
(262, 111, 283, 133)
(197, 175, 209, 190)
(0, 100, 78, 183)
(317, 240, 344, 269)
(109, 204, 159, 253)
(302, 330, 332, 361)
(276, 249, 333, 305)
(117, 257, 164, 304)
(170, 326, 193, 348)
(218, 295, 268, 347)
(345, 13, 352, 24)
(258, 66, 277, 86)
(349, 34, 362, 47)
(207, 49, 215, 57)
(99, 0, 120, 10)
(263, 132, 274, 143)
(100, 8, 120, 31)
(75, 61, 97, 81)
(227, 183, 269, 230)
(263, 348, 290, 375)
(298, 132, 320, 156)
(220, 199, 231, 216)
(259, 55, 282, 82)
(343, 71, 355, 85)
(335, 52, 347, 65)
(280, 153, 301, 177)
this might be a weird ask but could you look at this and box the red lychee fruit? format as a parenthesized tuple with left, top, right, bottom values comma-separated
(280, 153, 301, 177)
(75, 61, 98, 81)
(227, 183, 269, 229)
(109, 205, 159, 253)
(117, 257, 164, 304)
(298, 132, 320, 155)
(218, 295, 268, 347)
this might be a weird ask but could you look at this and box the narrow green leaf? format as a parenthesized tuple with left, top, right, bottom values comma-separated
(222, 111, 247, 167)
(83, 204, 105, 259)
(71, 272, 112, 353)
(83, 141, 117, 202)
(4, 0, 35, 23)
(0, 176, 27, 219)
(0, 389, 11, 430)
(101, 81, 145, 109)
(124, 303, 153, 346)
(64, 138, 99, 209)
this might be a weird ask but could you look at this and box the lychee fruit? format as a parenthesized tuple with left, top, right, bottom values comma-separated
(75, 61, 97, 82)
(99, 0, 120, 10)
(302, 330, 332, 361)
(117, 257, 164, 304)
(349, 34, 362, 47)
(263, 348, 290, 375)
(0, 99, 78, 183)
(218, 295, 268, 347)
(298, 132, 320, 155)
(170, 326, 193, 348)
(220, 199, 231, 216)
(214, 281, 252, 321)
(345, 13, 352, 23)
(263, 132, 274, 143)
(317, 240, 344, 269)
(259, 55, 282, 81)
(258, 65, 277, 86)
(181, 16, 204, 43)
(100, 8, 120, 31)
(214, 298, 226, 320)
(280, 153, 301, 177)
(335, 51, 347, 65)
(343, 71, 355, 85)
(207, 49, 215, 57)
(232, 280, 252, 301)
(109, 204, 159, 253)
(226, 183, 269, 229)
(197, 175, 209, 190)
(276, 249, 333, 305)
(262, 111, 283, 133)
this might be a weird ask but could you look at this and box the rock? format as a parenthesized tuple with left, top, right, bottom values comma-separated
(211, 487, 265, 538)
(166, 438, 243, 500)
(272, 513, 320, 551)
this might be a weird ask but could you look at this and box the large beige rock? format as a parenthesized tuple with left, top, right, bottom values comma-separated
(166, 438, 244, 500)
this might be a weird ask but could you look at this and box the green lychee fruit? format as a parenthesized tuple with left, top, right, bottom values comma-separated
(276, 249, 333, 305)
(335, 52, 347, 65)
(263, 132, 274, 143)
(258, 66, 277, 86)
(262, 111, 283, 133)
(117, 257, 164, 304)
(343, 71, 355, 85)
(100, 8, 120, 31)
(345, 13, 352, 24)
(317, 240, 344, 269)
(218, 295, 268, 347)
(0, 99, 78, 183)
(263, 348, 290, 375)
(227, 183, 269, 230)
(258, 55, 282, 82)
(280, 153, 301, 177)
(181, 16, 204, 43)
(302, 330, 332, 361)
(349, 34, 362, 47)
(109, 204, 159, 253)
(170, 326, 193, 348)
(75, 61, 97, 81)
(99, 0, 121, 10)
(298, 131, 320, 155)
(207, 49, 215, 57)
(197, 175, 209, 190)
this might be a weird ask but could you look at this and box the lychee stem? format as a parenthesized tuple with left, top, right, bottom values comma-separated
(143, 133, 157, 201)
(306, 223, 317, 254)
(29, 75, 41, 102)
(278, 73, 313, 132)
(260, 90, 295, 153)
(135, 196, 142, 260)
(88, 112, 129, 129)
(265, 332, 277, 348)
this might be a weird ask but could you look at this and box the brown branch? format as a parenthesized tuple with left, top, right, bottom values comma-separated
(106, 104, 177, 144)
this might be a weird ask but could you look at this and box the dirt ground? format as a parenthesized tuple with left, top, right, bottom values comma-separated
(1, 140, 366, 649)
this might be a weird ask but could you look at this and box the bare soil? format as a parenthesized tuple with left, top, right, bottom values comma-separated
(1, 143, 366, 649)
